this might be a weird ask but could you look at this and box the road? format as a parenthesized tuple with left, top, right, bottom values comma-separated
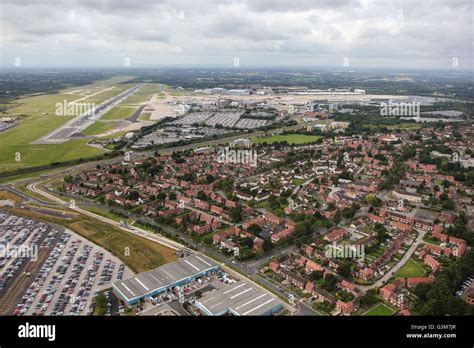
(364, 229, 427, 290)
(22, 179, 301, 314)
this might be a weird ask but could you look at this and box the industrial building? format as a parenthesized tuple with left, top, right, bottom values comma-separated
(113, 255, 218, 305)
(195, 281, 283, 316)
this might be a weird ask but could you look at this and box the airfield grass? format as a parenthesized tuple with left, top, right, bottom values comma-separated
(83, 120, 121, 136)
(3, 94, 83, 118)
(121, 83, 164, 105)
(101, 106, 138, 120)
(363, 303, 396, 316)
(61, 76, 135, 94)
(394, 258, 427, 278)
(138, 113, 152, 121)
(0, 137, 104, 173)
(9, 207, 177, 273)
(255, 133, 322, 145)
(83, 83, 135, 104)
(98, 130, 128, 140)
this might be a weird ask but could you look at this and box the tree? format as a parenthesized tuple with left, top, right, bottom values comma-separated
(375, 223, 387, 244)
(247, 224, 262, 235)
(230, 208, 242, 223)
(320, 274, 337, 292)
(262, 239, 273, 252)
(127, 191, 139, 200)
(337, 261, 352, 278)
(197, 191, 208, 201)
(360, 289, 378, 307)
(309, 270, 324, 281)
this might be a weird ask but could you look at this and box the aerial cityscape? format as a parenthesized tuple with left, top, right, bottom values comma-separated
(0, 0, 472, 346)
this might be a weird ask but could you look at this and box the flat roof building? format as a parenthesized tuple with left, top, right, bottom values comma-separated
(113, 254, 218, 305)
(195, 281, 283, 316)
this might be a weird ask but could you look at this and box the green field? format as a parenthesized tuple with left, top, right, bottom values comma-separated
(394, 258, 427, 278)
(292, 178, 306, 186)
(101, 106, 137, 120)
(138, 112, 152, 121)
(363, 303, 396, 316)
(121, 83, 164, 105)
(255, 134, 322, 145)
(83, 120, 121, 136)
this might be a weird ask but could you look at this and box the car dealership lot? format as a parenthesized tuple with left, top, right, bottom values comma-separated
(11, 226, 132, 316)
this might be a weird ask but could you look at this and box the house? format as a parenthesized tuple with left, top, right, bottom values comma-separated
(269, 260, 280, 272)
(271, 227, 295, 243)
(278, 269, 306, 289)
(357, 267, 375, 281)
(404, 277, 434, 288)
(336, 299, 359, 315)
(379, 280, 407, 309)
(323, 227, 348, 243)
(305, 282, 336, 303)
(422, 254, 441, 272)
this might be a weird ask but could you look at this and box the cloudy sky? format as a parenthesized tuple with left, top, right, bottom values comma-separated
(0, 0, 472, 69)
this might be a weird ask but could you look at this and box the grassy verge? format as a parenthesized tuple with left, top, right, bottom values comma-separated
(9, 207, 177, 273)
(255, 134, 322, 145)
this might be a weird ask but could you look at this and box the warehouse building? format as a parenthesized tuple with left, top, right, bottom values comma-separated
(113, 254, 218, 305)
(195, 281, 283, 316)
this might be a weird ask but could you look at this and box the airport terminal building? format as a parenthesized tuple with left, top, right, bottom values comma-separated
(113, 254, 219, 305)
(195, 281, 283, 316)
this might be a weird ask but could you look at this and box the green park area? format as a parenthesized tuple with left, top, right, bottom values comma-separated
(363, 303, 396, 316)
(255, 133, 322, 145)
(394, 258, 427, 278)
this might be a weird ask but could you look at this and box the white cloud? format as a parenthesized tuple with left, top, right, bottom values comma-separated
(0, 0, 472, 69)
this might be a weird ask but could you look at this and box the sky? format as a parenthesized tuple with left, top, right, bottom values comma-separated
(0, 0, 472, 70)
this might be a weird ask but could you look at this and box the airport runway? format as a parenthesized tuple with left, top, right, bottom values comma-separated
(32, 84, 145, 145)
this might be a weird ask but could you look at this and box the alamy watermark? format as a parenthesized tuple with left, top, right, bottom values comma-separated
(55, 100, 96, 117)
(217, 146, 257, 167)
(324, 243, 365, 261)
(380, 101, 420, 117)
(0, 243, 38, 261)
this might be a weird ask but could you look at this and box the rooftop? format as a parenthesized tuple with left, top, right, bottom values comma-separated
(196, 281, 282, 316)
(113, 254, 217, 301)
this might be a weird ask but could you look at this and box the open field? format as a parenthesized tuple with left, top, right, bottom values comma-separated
(98, 130, 128, 139)
(363, 303, 396, 316)
(394, 258, 427, 278)
(83, 120, 121, 136)
(120, 83, 164, 105)
(8, 207, 177, 273)
(101, 106, 138, 120)
(0, 190, 24, 203)
(79, 83, 134, 104)
(255, 134, 322, 145)
(0, 136, 105, 172)
(138, 112, 152, 121)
